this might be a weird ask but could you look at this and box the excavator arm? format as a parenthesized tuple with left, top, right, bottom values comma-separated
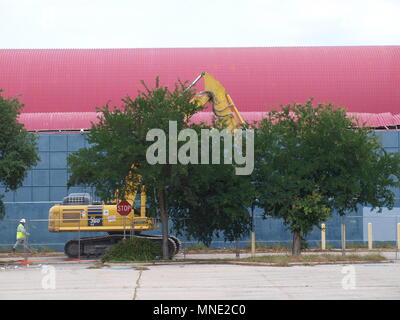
(189, 72, 245, 131)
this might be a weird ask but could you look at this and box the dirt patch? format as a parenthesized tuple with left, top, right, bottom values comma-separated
(0, 260, 19, 265)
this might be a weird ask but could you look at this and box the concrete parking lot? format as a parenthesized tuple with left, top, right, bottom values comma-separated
(0, 253, 399, 300)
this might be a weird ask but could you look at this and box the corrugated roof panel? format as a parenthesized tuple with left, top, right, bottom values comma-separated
(19, 112, 400, 132)
(1, 47, 400, 114)
(19, 112, 99, 131)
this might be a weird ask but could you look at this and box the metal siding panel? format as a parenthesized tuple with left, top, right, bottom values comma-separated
(32, 187, 50, 202)
(32, 170, 50, 187)
(14, 187, 32, 202)
(49, 152, 67, 169)
(49, 170, 68, 187)
(38, 135, 50, 151)
(22, 171, 32, 187)
(68, 186, 86, 194)
(50, 187, 67, 201)
(380, 131, 399, 148)
(50, 134, 68, 151)
(385, 147, 399, 153)
(0, 188, 14, 202)
(68, 134, 86, 151)
(35, 152, 50, 169)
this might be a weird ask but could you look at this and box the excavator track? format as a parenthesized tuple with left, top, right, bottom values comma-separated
(168, 235, 181, 254)
(64, 234, 179, 259)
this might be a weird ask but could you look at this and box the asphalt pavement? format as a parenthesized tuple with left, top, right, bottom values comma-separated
(0, 251, 399, 300)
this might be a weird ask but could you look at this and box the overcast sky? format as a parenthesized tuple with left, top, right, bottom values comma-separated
(1, 0, 399, 48)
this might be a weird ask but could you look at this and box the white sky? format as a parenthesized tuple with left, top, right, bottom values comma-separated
(0, 0, 400, 48)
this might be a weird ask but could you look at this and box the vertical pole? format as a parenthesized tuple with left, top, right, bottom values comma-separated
(130, 217, 133, 239)
(123, 216, 126, 240)
(396, 217, 400, 249)
(128, 216, 131, 239)
(24, 220, 28, 263)
(396, 218, 399, 260)
(251, 205, 255, 258)
(321, 223, 326, 250)
(368, 222, 373, 250)
(183, 217, 186, 259)
(397, 221, 400, 250)
(251, 232, 256, 258)
(341, 217, 346, 256)
(78, 216, 81, 262)
(140, 187, 146, 218)
(235, 238, 240, 259)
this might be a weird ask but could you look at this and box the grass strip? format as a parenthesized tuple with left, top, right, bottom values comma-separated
(239, 253, 386, 266)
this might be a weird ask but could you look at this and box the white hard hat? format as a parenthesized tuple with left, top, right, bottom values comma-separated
(19, 219, 26, 223)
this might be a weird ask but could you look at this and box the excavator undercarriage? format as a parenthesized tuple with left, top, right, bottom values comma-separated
(64, 233, 181, 259)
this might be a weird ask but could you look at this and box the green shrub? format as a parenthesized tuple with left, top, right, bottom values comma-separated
(101, 238, 162, 262)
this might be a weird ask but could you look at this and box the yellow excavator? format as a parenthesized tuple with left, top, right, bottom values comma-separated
(48, 72, 245, 258)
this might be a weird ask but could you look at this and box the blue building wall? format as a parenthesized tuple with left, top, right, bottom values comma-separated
(0, 133, 103, 251)
(0, 131, 399, 251)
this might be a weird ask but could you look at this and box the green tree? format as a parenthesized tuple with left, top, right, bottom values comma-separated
(168, 149, 254, 247)
(0, 90, 40, 218)
(67, 78, 253, 258)
(254, 100, 400, 255)
(167, 117, 255, 246)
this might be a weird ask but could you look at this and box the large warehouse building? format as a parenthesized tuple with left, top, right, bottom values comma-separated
(1, 46, 400, 250)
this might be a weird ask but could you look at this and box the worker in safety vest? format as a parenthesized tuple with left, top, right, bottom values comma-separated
(12, 219, 32, 254)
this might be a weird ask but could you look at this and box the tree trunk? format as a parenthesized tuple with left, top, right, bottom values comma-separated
(292, 230, 302, 256)
(158, 189, 170, 260)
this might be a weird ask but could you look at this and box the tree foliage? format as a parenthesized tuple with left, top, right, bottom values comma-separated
(167, 119, 254, 246)
(68, 78, 253, 257)
(168, 157, 253, 246)
(0, 90, 40, 218)
(254, 100, 400, 255)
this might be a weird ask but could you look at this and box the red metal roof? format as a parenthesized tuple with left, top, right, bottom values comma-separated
(1, 47, 400, 115)
(19, 112, 99, 131)
(19, 112, 400, 132)
(347, 112, 400, 128)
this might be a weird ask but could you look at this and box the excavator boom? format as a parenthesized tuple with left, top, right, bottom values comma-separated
(190, 72, 245, 131)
